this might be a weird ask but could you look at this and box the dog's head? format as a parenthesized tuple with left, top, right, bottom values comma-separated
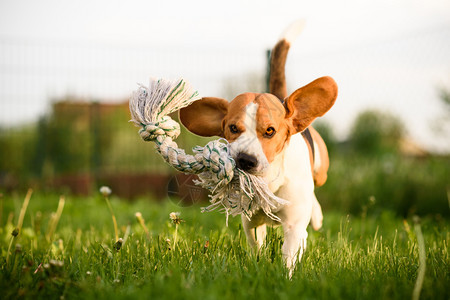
(180, 76, 337, 176)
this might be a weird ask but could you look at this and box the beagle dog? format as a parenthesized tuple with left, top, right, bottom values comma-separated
(179, 22, 338, 272)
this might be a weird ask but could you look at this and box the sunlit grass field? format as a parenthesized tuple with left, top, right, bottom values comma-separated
(0, 191, 448, 299)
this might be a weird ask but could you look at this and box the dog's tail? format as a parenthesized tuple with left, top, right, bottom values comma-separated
(269, 20, 305, 100)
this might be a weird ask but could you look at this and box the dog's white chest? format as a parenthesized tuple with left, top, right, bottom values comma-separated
(265, 133, 314, 206)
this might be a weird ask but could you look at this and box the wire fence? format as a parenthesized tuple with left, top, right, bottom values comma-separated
(1, 26, 449, 196)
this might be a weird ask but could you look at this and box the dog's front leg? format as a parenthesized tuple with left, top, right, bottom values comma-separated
(241, 214, 267, 249)
(278, 188, 314, 277)
(281, 220, 308, 275)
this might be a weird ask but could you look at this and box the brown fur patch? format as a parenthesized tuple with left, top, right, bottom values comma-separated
(269, 40, 290, 100)
(285, 76, 338, 133)
(221, 93, 256, 142)
(254, 94, 290, 162)
(179, 97, 228, 137)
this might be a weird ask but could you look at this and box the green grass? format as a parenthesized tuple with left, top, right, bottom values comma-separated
(0, 191, 448, 299)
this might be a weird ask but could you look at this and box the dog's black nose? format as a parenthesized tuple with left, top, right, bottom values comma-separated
(236, 153, 258, 171)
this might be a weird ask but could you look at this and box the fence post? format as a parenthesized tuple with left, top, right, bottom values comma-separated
(265, 49, 271, 93)
(90, 102, 101, 189)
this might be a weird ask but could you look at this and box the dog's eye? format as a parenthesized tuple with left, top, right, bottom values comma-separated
(264, 127, 276, 138)
(229, 124, 239, 134)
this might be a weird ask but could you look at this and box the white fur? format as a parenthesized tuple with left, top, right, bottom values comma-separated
(229, 102, 269, 175)
(280, 19, 305, 44)
(311, 194, 323, 231)
(313, 141, 321, 173)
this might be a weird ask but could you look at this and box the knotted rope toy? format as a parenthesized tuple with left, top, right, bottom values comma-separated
(129, 78, 288, 224)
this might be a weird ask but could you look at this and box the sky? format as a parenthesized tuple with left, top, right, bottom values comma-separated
(0, 0, 449, 152)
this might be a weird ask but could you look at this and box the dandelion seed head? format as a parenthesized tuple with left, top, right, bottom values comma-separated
(169, 212, 180, 220)
(169, 212, 183, 224)
(99, 186, 112, 196)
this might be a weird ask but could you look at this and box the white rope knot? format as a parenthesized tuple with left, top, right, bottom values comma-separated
(129, 78, 289, 223)
(194, 139, 235, 185)
(139, 116, 180, 141)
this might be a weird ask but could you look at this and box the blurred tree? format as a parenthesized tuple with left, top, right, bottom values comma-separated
(349, 110, 405, 155)
(431, 87, 450, 140)
(0, 126, 37, 189)
(438, 87, 450, 109)
(45, 101, 93, 174)
(43, 100, 121, 176)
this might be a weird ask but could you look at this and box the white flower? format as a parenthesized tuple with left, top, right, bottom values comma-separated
(169, 212, 180, 220)
(169, 212, 184, 224)
(99, 186, 112, 196)
(49, 259, 64, 268)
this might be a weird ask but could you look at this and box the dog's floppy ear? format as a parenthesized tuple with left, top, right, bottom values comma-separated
(285, 76, 338, 133)
(179, 97, 229, 137)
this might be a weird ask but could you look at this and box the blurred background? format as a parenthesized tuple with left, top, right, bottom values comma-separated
(0, 0, 449, 217)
